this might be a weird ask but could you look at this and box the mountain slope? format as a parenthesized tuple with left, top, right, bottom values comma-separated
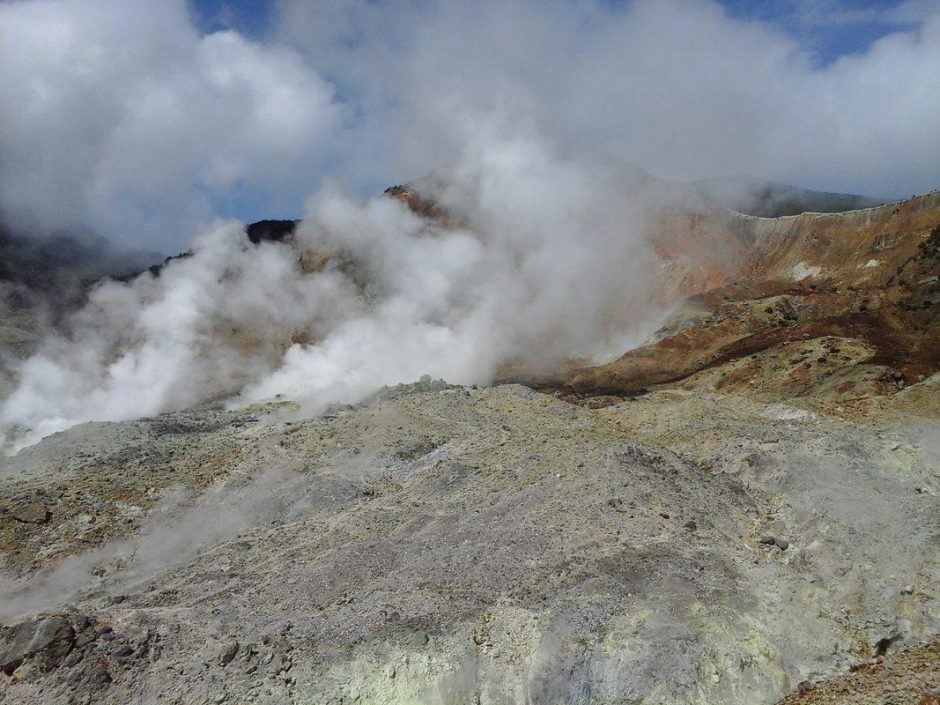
(561, 192, 940, 414)
(688, 176, 886, 217)
(0, 188, 938, 705)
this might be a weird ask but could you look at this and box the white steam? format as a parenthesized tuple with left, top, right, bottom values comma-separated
(0, 467, 316, 621)
(0, 129, 663, 449)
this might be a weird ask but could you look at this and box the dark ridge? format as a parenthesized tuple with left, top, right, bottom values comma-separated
(0, 223, 160, 296)
(246, 219, 298, 244)
(123, 219, 299, 281)
(690, 176, 886, 217)
(116, 250, 194, 282)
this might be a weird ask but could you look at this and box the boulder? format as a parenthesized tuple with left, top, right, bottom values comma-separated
(0, 615, 75, 675)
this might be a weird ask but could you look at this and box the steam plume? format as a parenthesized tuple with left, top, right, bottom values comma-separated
(0, 130, 663, 449)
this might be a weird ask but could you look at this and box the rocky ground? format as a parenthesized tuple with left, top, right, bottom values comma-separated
(0, 374, 937, 704)
(1, 192, 938, 703)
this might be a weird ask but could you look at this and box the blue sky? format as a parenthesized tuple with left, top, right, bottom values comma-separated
(190, 0, 272, 37)
(718, 0, 928, 64)
(191, 0, 921, 64)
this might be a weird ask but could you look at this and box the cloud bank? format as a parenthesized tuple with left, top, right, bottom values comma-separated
(1, 0, 939, 250)
(277, 0, 940, 199)
(0, 0, 339, 249)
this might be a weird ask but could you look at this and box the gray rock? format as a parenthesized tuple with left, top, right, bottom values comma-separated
(0, 616, 74, 674)
(407, 631, 429, 648)
(219, 640, 240, 667)
(111, 644, 133, 658)
(758, 534, 790, 550)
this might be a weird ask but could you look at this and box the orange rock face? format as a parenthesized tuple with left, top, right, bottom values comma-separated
(562, 193, 940, 409)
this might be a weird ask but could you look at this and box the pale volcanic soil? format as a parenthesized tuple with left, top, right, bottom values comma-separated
(1, 375, 937, 704)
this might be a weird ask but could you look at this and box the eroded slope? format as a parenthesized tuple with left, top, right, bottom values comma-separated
(0, 382, 937, 704)
(563, 193, 940, 409)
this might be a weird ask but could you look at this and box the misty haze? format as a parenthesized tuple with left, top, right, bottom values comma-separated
(0, 1, 938, 704)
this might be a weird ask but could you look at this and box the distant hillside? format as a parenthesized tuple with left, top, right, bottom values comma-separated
(0, 224, 163, 395)
(689, 176, 886, 217)
(0, 225, 161, 297)
(563, 191, 940, 404)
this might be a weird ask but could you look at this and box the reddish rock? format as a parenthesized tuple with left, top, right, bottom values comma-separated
(9, 501, 50, 524)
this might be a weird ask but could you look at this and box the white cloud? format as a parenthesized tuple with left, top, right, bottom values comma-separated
(0, 0, 340, 250)
(277, 0, 940, 198)
(2, 0, 939, 250)
(1, 124, 666, 449)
